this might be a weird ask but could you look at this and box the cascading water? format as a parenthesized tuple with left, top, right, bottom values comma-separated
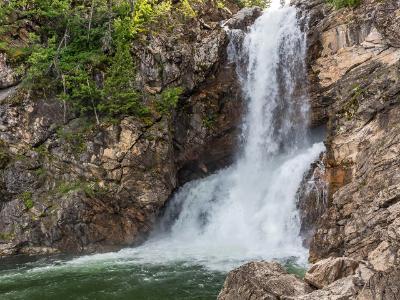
(0, 2, 325, 299)
(122, 0, 325, 269)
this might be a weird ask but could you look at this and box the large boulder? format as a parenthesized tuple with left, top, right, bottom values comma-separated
(304, 257, 361, 288)
(217, 261, 314, 300)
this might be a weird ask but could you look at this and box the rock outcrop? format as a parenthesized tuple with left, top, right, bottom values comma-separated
(218, 258, 380, 299)
(218, 261, 314, 300)
(0, 5, 263, 256)
(296, 153, 328, 247)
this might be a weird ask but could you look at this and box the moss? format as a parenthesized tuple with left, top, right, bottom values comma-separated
(21, 191, 34, 209)
(203, 114, 216, 130)
(55, 122, 94, 155)
(0, 149, 9, 169)
(35, 144, 50, 158)
(34, 167, 46, 177)
(56, 179, 107, 198)
(338, 85, 363, 120)
(0, 232, 14, 241)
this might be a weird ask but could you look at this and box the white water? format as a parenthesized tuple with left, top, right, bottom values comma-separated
(14, 2, 324, 274)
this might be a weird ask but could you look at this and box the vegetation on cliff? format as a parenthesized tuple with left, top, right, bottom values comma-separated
(0, 0, 261, 123)
(327, 0, 360, 9)
(0, 0, 204, 122)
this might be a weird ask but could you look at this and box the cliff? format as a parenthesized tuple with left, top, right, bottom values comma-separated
(0, 1, 259, 256)
(220, 0, 400, 298)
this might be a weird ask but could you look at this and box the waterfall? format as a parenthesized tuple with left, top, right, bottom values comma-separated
(69, 1, 325, 271)
(0, 3, 338, 299)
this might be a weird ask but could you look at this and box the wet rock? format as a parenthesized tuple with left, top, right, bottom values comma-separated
(217, 261, 314, 300)
(296, 0, 400, 269)
(297, 153, 328, 247)
(296, 275, 362, 300)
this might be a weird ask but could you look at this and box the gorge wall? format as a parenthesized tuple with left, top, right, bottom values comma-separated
(1, 0, 400, 297)
(301, 0, 400, 272)
(0, 2, 262, 256)
(220, 0, 400, 298)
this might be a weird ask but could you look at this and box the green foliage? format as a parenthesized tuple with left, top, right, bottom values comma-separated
(56, 126, 88, 154)
(100, 42, 144, 116)
(327, 0, 360, 8)
(339, 85, 363, 120)
(203, 114, 216, 129)
(156, 87, 183, 115)
(0, 232, 14, 241)
(34, 167, 46, 177)
(21, 191, 34, 209)
(180, 0, 196, 17)
(234, 0, 270, 8)
(25, 38, 56, 89)
(0, 0, 209, 122)
(57, 179, 106, 198)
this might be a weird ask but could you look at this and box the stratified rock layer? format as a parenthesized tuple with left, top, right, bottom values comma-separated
(296, 0, 400, 273)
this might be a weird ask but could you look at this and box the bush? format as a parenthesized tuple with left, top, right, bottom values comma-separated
(327, 0, 360, 8)
(234, 0, 270, 8)
(156, 87, 183, 115)
(0, 0, 207, 122)
(99, 42, 144, 117)
(21, 192, 34, 209)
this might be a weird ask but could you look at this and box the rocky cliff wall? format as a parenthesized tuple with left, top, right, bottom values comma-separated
(297, 0, 400, 272)
(0, 5, 262, 257)
(220, 0, 400, 298)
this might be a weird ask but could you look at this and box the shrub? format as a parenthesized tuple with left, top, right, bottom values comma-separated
(21, 192, 34, 209)
(99, 42, 143, 117)
(234, 0, 270, 8)
(327, 0, 360, 8)
(156, 87, 183, 115)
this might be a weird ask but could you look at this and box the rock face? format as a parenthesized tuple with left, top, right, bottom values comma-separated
(358, 268, 400, 300)
(296, 154, 328, 247)
(296, 0, 400, 272)
(0, 5, 259, 256)
(218, 261, 314, 300)
(219, 0, 400, 299)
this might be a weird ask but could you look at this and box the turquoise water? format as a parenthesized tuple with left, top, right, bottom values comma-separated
(0, 254, 306, 300)
(0, 255, 226, 300)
